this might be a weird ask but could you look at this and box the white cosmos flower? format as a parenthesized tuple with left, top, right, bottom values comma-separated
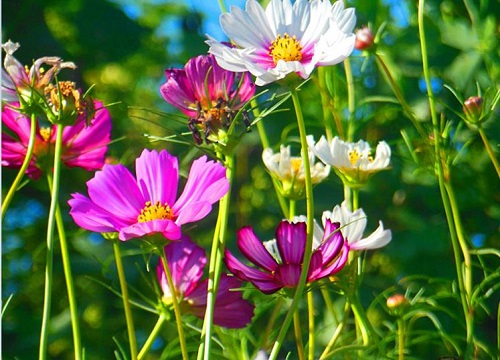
(262, 144, 330, 199)
(322, 201, 392, 250)
(308, 135, 391, 187)
(207, 0, 356, 86)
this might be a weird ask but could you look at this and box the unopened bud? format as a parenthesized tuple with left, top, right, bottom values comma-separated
(386, 293, 410, 316)
(355, 27, 374, 51)
(463, 96, 483, 124)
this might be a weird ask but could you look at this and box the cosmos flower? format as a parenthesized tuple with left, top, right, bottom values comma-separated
(1, 100, 111, 180)
(262, 144, 330, 199)
(308, 135, 391, 187)
(160, 54, 255, 144)
(224, 218, 349, 294)
(322, 201, 392, 250)
(68, 149, 229, 242)
(207, 0, 356, 86)
(2, 40, 76, 105)
(157, 236, 254, 328)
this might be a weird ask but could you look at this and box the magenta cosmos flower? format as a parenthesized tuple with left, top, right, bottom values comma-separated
(225, 219, 349, 294)
(157, 236, 254, 328)
(68, 149, 229, 241)
(160, 54, 255, 144)
(2, 101, 111, 179)
(207, 0, 356, 86)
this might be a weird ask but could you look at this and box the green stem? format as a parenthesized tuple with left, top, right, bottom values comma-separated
(349, 292, 373, 345)
(113, 241, 138, 360)
(319, 301, 351, 359)
(269, 88, 314, 360)
(39, 124, 64, 360)
(137, 314, 166, 360)
(478, 127, 500, 179)
(200, 154, 234, 360)
(351, 188, 359, 211)
(216, 0, 227, 14)
(374, 53, 427, 140)
(307, 291, 315, 360)
(158, 247, 188, 360)
(344, 58, 356, 142)
(293, 311, 306, 360)
(47, 175, 82, 360)
(289, 200, 296, 219)
(317, 67, 336, 140)
(254, 100, 289, 217)
(397, 318, 405, 360)
(2, 112, 37, 219)
(418, 0, 474, 355)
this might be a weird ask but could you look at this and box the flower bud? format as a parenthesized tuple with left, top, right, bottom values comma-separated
(355, 27, 374, 51)
(463, 96, 483, 125)
(386, 293, 410, 316)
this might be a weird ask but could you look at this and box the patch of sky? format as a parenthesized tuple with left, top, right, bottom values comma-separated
(8, 254, 32, 274)
(418, 77, 443, 94)
(3, 198, 45, 230)
(382, 0, 410, 28)
(2, 234, 24, 254)
(471, 233, 486, 248)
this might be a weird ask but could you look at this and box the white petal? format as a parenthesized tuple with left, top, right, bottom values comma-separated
(350, 221, 392, 250)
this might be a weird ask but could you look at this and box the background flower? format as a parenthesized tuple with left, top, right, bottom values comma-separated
(207, 0, 356, 85)
(322, 201, 392, 250)
(262, 144, 330, 199)
(157, 236, 254, 328)
(2, 100, 111, 179)
(308, 135, 391, 187)
(68, 149, 229, 241)
(225, 219, 349, 294)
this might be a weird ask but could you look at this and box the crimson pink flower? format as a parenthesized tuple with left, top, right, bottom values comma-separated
(160, 54, 255, 144)
(68, 149, 229, 241)
(2, 101, 111, 179)
(225, 219, 349, 294)
(157, 236, 254, 328)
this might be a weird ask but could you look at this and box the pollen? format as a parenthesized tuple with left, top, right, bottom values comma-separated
(349, 149, 373, 166)
(269, 34, 303, 65)
(39, 127, 52, 142)
(290, 158, 302, 176)
(137, 201, 174, 223)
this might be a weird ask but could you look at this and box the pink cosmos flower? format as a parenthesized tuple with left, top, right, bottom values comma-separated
(2, 100, 112, 180)
(160, 54, 255, 144)
(2, 40, 76, 104)
(225, 219, 349, 294)
(157, 236, 254, 328)
(207, 0, 356, 86)
(68, 149, 229, 241)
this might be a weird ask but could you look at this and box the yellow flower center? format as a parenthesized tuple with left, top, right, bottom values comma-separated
(39, 127, 52, 142)
(348, 149, 373, 166)
(137, 201, 174, 223)
(290, 158, 302, 176)
(269, 34, 303, 65)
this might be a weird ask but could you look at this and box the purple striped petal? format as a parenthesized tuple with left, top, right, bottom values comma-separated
(68, 193, 122, 233)
(237, 226, 278, 272)
(119, 219, 181, 241)
(274, 263, 302, 288)
(275, 220, 307, 265)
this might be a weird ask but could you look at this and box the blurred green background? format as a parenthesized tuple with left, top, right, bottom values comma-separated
(2, 0, 499, 358)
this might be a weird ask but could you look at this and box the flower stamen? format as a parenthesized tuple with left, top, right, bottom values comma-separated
(138, 201, 174, 222)
(269, 34, 303, 65)
(39, 127, 52, 142)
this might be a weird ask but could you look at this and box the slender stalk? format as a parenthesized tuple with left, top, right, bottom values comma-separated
(158, 247, 188, 360)
(47, 175, 82, 360)
(200, 154, 234, 360)
(113, 241, 138, 360)
(374, 53, 427, 139)
(39, 124, 64, 360)
(293, 312, 306, 360)
(317, 67, 335, 140)
(269, 88, 314, 360)
(289, 199, 296, 219)
(320, 301, 351, 359)
(307, 291, 315, 360)
(397, 318, 405, 360)
(349, 292, 372, 345)
(137, 314, 166, 360)
(478, 128, 500, 179)
(216, 0, 227, 14)
(418, 0, 474, 355)
(2, 112, 37, 219)
(343, 58, 355, 142)
(254, 100, 289, 217)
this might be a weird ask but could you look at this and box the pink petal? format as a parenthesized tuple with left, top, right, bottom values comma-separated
(275, 263, 302, 288)
(275, 220, 306, 265)
(68, 193, 122, 233)
(119, 219, 181, 241)
(237, 226, 278, 272)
